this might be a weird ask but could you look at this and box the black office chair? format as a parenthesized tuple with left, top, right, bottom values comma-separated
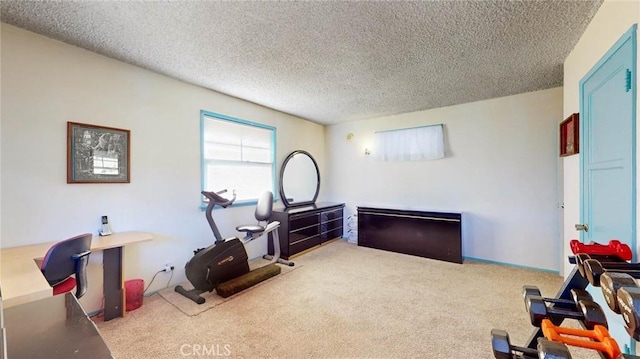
(40, 233, 92, 299)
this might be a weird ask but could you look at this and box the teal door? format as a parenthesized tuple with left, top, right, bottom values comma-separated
(580, 25, 637, 256)
(579, 24, 637, 354)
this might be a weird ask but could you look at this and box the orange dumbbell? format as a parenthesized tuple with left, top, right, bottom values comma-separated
(541, 319, 621, 359)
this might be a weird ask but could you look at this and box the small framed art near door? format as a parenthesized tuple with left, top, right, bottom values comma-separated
(559, 113, 579, 157)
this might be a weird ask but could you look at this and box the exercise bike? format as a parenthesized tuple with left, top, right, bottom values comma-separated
(175, 189, 293, 304)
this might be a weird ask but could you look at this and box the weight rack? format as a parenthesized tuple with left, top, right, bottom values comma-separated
(521, 257, 640, 359)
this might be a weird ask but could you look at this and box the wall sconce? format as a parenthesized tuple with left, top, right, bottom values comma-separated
(364, 148, 371, 156)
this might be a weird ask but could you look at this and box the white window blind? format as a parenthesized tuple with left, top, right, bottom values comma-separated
(373, 124, 445, 161)
(201, 111, 275, 204)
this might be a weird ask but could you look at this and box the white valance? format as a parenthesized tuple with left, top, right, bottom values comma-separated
(373, 124, 445, 161)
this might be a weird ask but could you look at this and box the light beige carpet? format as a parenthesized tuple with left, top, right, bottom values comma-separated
(158, 259, 301, 316)
(95, 240, 600, 358)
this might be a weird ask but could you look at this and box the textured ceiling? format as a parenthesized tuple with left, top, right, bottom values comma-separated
(1, 1, 602, 125)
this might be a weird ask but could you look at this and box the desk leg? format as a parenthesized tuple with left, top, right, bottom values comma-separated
(103, 247, 123, 321)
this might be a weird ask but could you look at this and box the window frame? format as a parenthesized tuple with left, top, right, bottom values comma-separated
(200, 110, 277, 209)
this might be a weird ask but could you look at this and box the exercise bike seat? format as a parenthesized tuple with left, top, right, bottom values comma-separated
(236, 224, 265, 235)
(235, 191, 274, 239)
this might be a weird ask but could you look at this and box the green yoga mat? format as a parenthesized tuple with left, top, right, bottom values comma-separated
(216, 263, 282, 298)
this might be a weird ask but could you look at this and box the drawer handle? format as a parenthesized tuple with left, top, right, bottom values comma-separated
(359, 211, 460, 222)
(291, 234, 320, 245)
(291, 223, 319, 233)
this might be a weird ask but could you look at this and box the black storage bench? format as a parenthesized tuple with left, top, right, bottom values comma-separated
(357, 206, 462, 264)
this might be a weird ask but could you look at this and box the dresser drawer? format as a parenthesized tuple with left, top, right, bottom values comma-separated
(321, 208, 343, 222)
(321, 226, 343, 242)
(321, 217, 342, 232)
(290, 235, 321, 255)
(290, 213, 319, 231)
(290, 226, 319, 244)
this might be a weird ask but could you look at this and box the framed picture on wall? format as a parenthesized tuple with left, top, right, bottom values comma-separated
(559, 113, 579, 157)
(67, 122, 130, 183)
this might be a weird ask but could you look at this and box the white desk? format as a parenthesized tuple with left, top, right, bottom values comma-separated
(0, 231, 152, 320)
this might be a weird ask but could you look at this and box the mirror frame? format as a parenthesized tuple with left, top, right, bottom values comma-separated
(279, 150, 320, 208)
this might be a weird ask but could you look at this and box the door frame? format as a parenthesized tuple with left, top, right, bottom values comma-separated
(579, 24, 637, 259)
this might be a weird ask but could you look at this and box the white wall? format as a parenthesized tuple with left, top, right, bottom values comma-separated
(324, 87, 563, 271)
(0, 24, 325, 312)
(562, 0, 640, 278)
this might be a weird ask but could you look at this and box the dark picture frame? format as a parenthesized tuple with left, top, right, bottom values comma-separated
(67, 122, 130, 183)
(559, 113, 579, 157)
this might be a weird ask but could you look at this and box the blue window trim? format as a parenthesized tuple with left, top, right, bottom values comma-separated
(200, 110, 277, 210)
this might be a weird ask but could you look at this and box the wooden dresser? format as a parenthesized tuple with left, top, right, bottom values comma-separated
(268, 202, 345, 259)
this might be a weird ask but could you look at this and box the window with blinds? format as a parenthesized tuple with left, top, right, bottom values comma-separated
(201, 111, 276, 205)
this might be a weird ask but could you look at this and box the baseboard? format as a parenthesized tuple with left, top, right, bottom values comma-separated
(463, 256, 560, 274)
(87, 308, 103, 317)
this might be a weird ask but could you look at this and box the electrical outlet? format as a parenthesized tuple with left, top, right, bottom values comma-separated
(163, 263, 173, 273)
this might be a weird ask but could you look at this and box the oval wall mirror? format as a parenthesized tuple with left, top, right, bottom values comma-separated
(279, 150, 320, 208)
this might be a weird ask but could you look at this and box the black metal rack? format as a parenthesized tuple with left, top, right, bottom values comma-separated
(523, 258, 639, 358)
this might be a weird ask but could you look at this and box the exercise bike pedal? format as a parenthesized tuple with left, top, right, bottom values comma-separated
(174, 285, 205, 305)
(262, 254, 295, 267)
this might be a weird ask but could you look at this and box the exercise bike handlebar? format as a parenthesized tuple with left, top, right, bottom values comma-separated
(202, 189, 236, 243)
(201, 189, 236, 208)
